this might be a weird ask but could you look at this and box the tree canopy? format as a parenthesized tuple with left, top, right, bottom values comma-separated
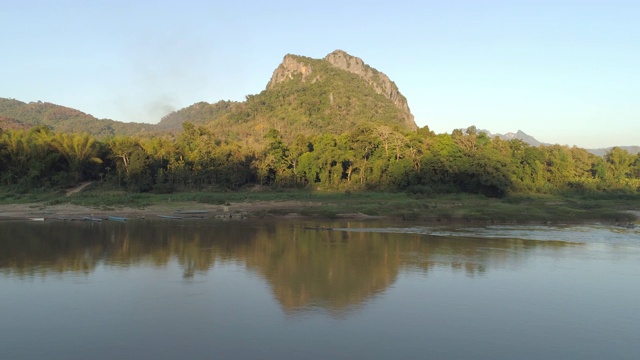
(1, 123, 638, 197)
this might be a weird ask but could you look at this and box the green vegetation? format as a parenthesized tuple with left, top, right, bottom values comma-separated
(1, 50, 639, 223)
(2, 122, 640, 195)
(1, 182, 637, 223)
(2, 120, 639, 203)
(157, 100, 240, 131)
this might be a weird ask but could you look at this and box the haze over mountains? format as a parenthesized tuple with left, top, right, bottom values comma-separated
(0, 49, 636, 154)
(481, 129, 640, 156)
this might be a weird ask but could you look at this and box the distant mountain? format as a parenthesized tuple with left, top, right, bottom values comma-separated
(479, 128, 639, 156)
(586, 146, 640, 157)
(499, 130, 544, 147)
(479, 129, 546, 147)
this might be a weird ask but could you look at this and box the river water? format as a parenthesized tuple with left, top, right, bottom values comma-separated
(1, 219, 639, 359)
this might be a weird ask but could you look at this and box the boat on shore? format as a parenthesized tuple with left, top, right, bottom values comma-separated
(107, 216, 127, 222)
(158, 215, 183, 220)
(83, 216, 103, 222)
(29, 217, 45, 221)
(304, 226, 333, 231)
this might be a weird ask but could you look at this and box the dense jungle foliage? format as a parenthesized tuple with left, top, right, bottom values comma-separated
(1, 123, 638, 197)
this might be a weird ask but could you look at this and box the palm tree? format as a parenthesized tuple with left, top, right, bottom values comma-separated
(52, 133, 102, 182)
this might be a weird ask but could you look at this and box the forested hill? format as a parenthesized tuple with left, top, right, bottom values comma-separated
(0, 98, 154, 137)
(0, 115, 29, 130)
(156, 100, 241, 131)
(157, 50, 418, 146)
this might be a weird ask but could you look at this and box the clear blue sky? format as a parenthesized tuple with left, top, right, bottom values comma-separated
(2, 0, 638, 148)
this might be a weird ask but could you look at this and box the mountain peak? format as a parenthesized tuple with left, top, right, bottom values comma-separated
(323, 49, 365, 69)
(267, 50, 416, 130)
(266, 54, 316, 89)
(478, 129, 544, 147)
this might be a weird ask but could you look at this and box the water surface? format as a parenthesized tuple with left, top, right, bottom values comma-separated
(1, 219, 639, 359)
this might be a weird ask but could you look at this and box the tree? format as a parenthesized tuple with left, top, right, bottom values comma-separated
(347, 124, 380, 185)
(258, 128, 290, 185)
(604, 147, 634, 182)
(51, 133, 103, 182)
(298, 134, 343, 188)
(0, 127, 59, 187)
(108, 137, 152, 191)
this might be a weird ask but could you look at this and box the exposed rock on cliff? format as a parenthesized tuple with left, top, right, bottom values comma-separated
(324, 50, 414, 128)
(267, 55, 317, 89)
(266, 50, 417, 130)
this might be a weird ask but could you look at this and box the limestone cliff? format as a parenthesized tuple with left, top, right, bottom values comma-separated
(324, 50, 414, 129)
(266, 50, 417, 130)
(267, 54, 317, 89)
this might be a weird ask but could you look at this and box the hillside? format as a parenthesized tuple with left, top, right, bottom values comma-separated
(158, 50, 418, 145)
(0, 115, 29, 131)
(0, 98, 154, 137)
(157, 100, 240, 131)
(323, 50, 414, 128)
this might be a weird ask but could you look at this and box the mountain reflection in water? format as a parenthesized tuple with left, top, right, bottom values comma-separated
(0, 220, 580, 314)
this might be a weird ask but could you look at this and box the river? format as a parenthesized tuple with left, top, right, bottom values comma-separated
(1, 219, 639, 359)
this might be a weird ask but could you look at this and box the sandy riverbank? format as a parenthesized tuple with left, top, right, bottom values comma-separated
(0, 203, 280, 220)
(0, 201, 378, 221)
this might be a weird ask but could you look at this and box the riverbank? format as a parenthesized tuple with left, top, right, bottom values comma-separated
(0, 200, 321, 222)
(1, 187, 638, 224)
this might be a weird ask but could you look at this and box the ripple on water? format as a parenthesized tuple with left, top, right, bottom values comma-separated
(331, 224, 640, 247)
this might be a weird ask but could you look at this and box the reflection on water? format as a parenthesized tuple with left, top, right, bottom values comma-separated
(2, 220, 639, 360)
(1, 219, 586, 313)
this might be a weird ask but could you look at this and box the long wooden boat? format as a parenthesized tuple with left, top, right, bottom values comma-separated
(83, 216, 103, 222)
(304, 226, 333, 231)
(158, 215, 183, 220)
(29, 217, 45, 221)
(107, 216, 127, 222)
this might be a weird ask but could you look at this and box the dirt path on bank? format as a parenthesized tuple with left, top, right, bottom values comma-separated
(65, 182, 94, 196)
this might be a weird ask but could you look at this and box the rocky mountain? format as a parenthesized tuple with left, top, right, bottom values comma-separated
(262, 50, 417, 131)
(479, 129, 546, 147)
(500, 130, 544, 147)
(325, 50, 413, 124)
(267, 50, 417, 130)
(171, 50, 418, 145)
(159, 50, 418, 139)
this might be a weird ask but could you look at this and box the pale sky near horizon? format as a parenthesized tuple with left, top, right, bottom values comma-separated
(2, 0, 638, 148)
